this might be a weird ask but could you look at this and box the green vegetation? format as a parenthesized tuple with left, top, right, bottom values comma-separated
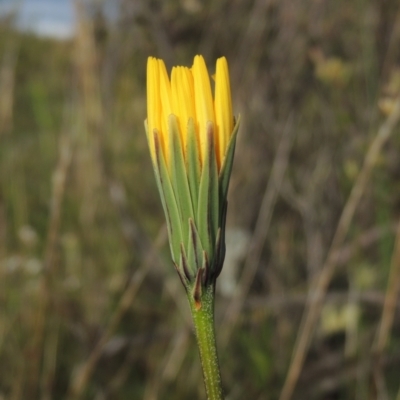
(1, 0, 400, 399)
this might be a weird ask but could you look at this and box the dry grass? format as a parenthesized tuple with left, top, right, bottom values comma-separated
(1, 0, 400, 399)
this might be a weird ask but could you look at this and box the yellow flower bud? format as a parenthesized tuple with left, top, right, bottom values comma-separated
(145, 54, 240, 292)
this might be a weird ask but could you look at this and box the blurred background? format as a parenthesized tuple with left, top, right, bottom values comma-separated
(1, 0, 400, 399)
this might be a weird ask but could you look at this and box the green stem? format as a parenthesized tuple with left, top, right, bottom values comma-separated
(188, 284, 224, 400)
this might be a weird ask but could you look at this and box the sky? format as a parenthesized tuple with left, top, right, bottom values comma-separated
(0, 0, 75, 39)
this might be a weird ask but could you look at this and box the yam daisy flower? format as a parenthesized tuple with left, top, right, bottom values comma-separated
(145, 55, 239, 306)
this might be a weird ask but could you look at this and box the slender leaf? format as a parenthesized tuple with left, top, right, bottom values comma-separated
(187, 218, 203, 276)
(197, 122, 219, 259)
(219, 115, 241, 202)
(208, 123, 219, 252)
(179, 244, 192, 282)
(168, 114, 194, 248)
(214, 200, 227, 279)
(186, 118, 201, 213)
(153, 130, 183, 262)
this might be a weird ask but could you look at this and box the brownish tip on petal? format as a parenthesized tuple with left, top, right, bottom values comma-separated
(193, 268, 204, 310)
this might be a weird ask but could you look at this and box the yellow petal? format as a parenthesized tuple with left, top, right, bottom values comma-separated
(147, 55, 234, 173)
(192, 55, 215, 164)
(171, 66, 197, 154)
(157, 59, 172, 165)
(146, 57, 161, 163)
(171, 67, 184, 149)
(214, 57, 233, 168)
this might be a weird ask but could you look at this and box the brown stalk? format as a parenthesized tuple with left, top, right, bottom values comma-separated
(67, 3, 171, 397)
(374, 220, 400, 353)
(142, 279, 191, 400)
(73, 0, 104, 229)
(67, 226, 167, 400)
(27, 115, 74, 399)
(279, 93, 400, 400)
(0, 33, 18, 136)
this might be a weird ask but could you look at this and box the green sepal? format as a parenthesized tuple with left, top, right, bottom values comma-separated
(153, 130, 183, 263)
(197, 122, 219, 261)
(209, 124, 220, 253)
(144, 121, 157, 170)
(179, 244, 192, 282)
(201, 250, 210, 287)
(168, 114, 195, 247)
(214, 200, 228, 280)
(186, 118, 201, 213)
(187, 218, 203, 276)
(173, 260, 189, 289)
(219, 115, 241, 202)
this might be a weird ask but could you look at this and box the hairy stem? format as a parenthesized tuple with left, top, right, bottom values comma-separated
(189, 284, 224, 400)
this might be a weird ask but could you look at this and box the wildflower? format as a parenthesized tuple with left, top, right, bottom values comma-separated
(145, 55, 240, 307)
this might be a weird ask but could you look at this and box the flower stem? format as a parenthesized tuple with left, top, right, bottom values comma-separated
(188, 284, 224, 400)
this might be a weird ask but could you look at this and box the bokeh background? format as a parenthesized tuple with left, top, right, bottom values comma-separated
(1, 0, 400, 399)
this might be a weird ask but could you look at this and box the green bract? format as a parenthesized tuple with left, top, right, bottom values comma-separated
(146, 56, 239, 309)
(146, 115, 239, 305)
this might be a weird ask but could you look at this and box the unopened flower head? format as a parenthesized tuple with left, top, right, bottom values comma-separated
(145, 55, 240, 306)
(147, 55, 234, 170)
